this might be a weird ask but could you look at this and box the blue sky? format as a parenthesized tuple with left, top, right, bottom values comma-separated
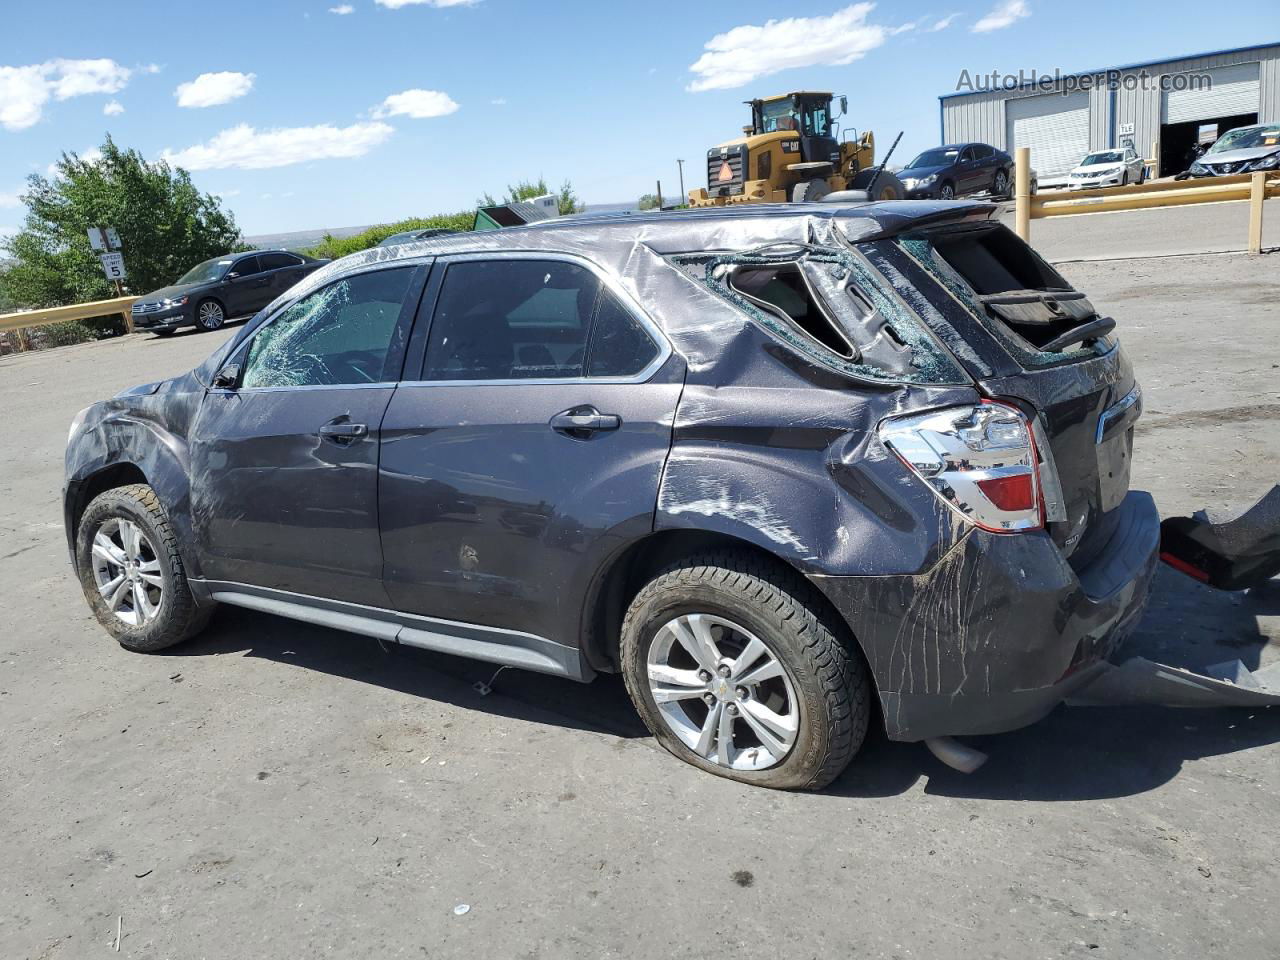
(1, 0, 1275, 236)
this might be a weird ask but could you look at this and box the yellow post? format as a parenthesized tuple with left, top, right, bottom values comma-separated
(1248, 172, 1265, 255)
(1151, 140, 1159, 180)
(1014, 146, 1031, 242)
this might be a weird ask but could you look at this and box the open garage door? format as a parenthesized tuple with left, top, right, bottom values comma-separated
(1159, 62, 1261, 176)
(1163, 62, 1260, 124)
(1006, 92, 1090, 177)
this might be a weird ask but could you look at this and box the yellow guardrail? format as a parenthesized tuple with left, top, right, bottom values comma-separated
(0, 295, 139, 335)
(1013, 146, 1277, 255)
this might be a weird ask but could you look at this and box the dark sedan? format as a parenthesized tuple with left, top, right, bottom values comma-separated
(898, 142, 1012, 200)
(130, 250, 328, 335)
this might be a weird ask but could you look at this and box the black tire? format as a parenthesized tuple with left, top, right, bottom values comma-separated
(75, 484, 211, 652)
(791, 178, 831, 203)
(195, 298, 226, 331)
(1120, 171, 1128, 186)
(938, 181, 956, 200)
(153, 328, 177, 338)
(849, 169, 906, 200)
(620, 550, 871, 790)
(992, 168, 1010, 198)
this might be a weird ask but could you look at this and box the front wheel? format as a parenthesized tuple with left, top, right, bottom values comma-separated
(196, 298, 226, 331)
(939, 181, 956, 200)
(620, 551, 871, 790)
(75, 484, 211, 652)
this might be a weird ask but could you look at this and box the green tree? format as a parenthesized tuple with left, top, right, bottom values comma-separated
(0, 136, 243, 312)
(637, 193, 660, 210)
(479, 176, 583, 216)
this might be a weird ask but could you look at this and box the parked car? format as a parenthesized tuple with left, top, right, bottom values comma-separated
(377, 227, 458, 247)
(129, 250, 328, 335)
(1067, 147, 1146, 189)
(65, 203, 1156, 790)
(1181, 122, 1280, 178)
(898, 142, 1013, 200)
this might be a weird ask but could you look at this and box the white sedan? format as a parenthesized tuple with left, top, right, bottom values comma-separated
(1067, 147, 1146, 189)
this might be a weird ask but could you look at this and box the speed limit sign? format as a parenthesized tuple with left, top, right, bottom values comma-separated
(99, 252, 127, 281)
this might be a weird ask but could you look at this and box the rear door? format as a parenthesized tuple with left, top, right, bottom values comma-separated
(259, 251, 309, 300)
(863, 225, 1138, 563)
(378, 253, 683, 648)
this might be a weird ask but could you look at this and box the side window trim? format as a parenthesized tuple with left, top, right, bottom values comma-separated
(405, 250, 671, 386)
(216, 261, 430, 392)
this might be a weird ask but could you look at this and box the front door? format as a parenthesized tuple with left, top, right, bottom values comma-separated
(223, 255, 272, 317)
(378, 255, 683, 648)
(189, 264, 425, 605)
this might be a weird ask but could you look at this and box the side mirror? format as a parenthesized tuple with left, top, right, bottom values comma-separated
(212, 364, 241, 389)
(839, 96, 848, 115)
(227, 271, 241, 280)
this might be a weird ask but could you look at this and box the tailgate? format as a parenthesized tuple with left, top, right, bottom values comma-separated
(864, 221, 1143, 565)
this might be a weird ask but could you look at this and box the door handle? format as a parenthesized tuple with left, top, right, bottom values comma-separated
(550, 406, 620, 438)
(319, 421, 368, 443)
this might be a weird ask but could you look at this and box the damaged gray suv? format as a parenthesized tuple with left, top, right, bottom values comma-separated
(64, 202, 1158, 789)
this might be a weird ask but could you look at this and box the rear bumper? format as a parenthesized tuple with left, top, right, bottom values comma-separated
(812, 490, 1160, 741)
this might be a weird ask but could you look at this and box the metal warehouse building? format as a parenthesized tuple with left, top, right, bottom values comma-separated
(940, 42, 1280, 180)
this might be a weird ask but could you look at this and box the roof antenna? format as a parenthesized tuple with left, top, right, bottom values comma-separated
(863, 131, 904, 198)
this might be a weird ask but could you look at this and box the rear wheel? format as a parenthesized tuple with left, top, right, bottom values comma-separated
(620, 551, 871, 790)
(791, 178, 831, 203)
(849, 169, 905, 200)
(993, 168, 1010, 198)
(196, 298, 226, 331)
(75, 484, 211, 652)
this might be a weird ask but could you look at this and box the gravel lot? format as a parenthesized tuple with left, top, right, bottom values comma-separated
(1, 252, 1277, 959)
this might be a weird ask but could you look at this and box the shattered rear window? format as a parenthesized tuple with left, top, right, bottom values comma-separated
(673, 244, 966, 385)
(900, 226, 1113, 367)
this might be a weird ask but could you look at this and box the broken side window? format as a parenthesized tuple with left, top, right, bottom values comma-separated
(900, 225, 1116, 364)
(673, 244, 966, 385)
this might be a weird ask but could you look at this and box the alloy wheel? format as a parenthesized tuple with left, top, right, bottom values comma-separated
(197, 301, 225, 330)
(91, 517, 164, 626)
(645, 613, 799, 771)
(940, 184, 955, 200)
(994, 171, 1008, 195)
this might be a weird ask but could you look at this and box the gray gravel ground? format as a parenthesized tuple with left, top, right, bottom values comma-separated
(1, 252, 1277, 960)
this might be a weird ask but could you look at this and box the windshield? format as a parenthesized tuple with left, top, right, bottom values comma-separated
(757, 99, 799, 133)
(1081, 151, 1123, 165)
(907, 148, 959, 169)
(177, 257, 233, 285)
(1208, 125, 1280, 153)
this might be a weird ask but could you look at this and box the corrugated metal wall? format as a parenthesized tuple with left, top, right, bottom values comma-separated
(941, 44, 1280, 159)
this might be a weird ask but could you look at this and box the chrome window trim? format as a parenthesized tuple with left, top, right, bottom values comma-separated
(403, 249, 673, 387)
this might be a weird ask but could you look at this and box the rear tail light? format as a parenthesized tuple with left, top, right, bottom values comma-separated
(878, 401, 1043, 533)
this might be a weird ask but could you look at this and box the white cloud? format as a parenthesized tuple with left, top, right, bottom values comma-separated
(687, 4, 905, 92)
(0, 58, 131, 131)
(215, 189, 241, 198)
(140, 63, 162, 74)
(929, 12, 961, 30)
(329, 3, 354, 12)
(161, 121, 394, 170)
(372, 88, 459, 119)
(375, 0, 479, 8)
(0, 189, 22, 208)
(175, 71, 255, 108)
(972, 0, 1029, 32)
(103, 100, 124, 115)
(490, 97, 507, 106)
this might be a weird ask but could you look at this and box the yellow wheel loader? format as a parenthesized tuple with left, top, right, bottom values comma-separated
(688, 92, 905, 206)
